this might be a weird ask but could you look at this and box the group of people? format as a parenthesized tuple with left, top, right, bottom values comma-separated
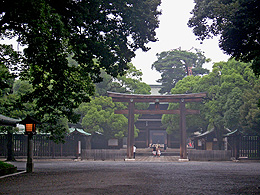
(133, 144, 167, 158)
(152, 144, 161, 157)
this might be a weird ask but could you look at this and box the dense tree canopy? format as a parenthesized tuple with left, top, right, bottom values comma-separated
(76, 96, 128, 139)
(0, 0, 161, 137)
(0, 44, 19, 95)
(240, 80, 260, 136)
(95, 63, 151, 96)
(163, 59, 260, 148)
(188, 0, 260, 76)
(152, 48, 209, 94)
(162, 75, 207, 138)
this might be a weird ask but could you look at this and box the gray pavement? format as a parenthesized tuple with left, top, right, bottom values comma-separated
(1, 159, 260, 195)
(135, 155, 180, 162)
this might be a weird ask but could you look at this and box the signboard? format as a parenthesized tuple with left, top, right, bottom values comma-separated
(108, 139, 118, 146)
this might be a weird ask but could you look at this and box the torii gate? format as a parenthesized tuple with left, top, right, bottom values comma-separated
(108, 92, 207, 160)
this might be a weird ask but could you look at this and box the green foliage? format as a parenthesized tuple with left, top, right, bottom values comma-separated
(0, 63, 14, 96)
(0, 79, 35, 118)
(196, 60, 252, 144)
(163, 59, 260, 147)
(0, 0, 161, 138)
(0, 44, 19, 97)
(95, 63, 151, 96)
(162, 76, 207, 136)
(0, 161, 15, 170)
(0, 79, 35, 136)
(76, 63, 149, 139)
(95, 62, 151, 111)
(240, 80, 260, 135)
(76, 96, 128, 139)
(188, 0, 260, 76)
(152, 48, 209, 94)
(0, 161, 17, 176)
(40, 116, 69, 143)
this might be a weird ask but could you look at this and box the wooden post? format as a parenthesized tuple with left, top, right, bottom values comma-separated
(26, 134, 34, 173)
(180, 99, 187, 159)
(235, 136, 240, 160)
(127, 99, 135, 159)
(7, 131, 15, 161)
(146, 121, 149, 147)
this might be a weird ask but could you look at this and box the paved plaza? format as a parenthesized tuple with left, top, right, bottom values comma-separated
(135, 155, 180, 162)
(1, 158, 260, 195)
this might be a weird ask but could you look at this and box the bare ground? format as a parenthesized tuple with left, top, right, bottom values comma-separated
(1, 160, 260, 195)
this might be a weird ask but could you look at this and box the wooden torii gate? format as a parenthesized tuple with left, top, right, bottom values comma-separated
(108, 92, 207, 160)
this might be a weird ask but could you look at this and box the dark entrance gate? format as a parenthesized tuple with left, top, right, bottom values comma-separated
(108, 92, 206, 160)
(150, 130, 167, 145)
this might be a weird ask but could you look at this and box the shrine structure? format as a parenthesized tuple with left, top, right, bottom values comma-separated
(108, 92, 207, 160)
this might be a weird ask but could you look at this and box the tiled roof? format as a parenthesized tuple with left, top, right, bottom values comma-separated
(0, 114, 21, 127)
(69, 128, 91, 136)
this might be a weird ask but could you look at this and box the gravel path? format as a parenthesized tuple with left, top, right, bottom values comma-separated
(1, 160, 260, 195)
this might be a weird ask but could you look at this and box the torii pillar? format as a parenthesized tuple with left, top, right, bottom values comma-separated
(180, 99, 187, 159)
(127, 99, 135, 158)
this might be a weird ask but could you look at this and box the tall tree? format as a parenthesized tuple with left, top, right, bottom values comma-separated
(188, 0, 260, 76)
(195, 59, 253, 148)
(76, 96, 129, 139)
(0, 44, 20, 97)
(95, 63, 151, 96)
(0, 0, 161, 138)
(162, 75, 207, 138)
(163, 59, 259, 149)
(240, 80, 260, 136)
(152, 48, 209, 94)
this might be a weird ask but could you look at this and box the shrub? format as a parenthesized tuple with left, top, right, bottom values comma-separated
(0, 161, 17, 176)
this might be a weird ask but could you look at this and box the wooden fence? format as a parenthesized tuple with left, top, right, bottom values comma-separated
(0, 134, 85, 158)
(238, 136, 260, 159)
(1, 134, 259, 160)
(188, 150, 232, 161)
(82, 149, 127, 161)
(227, 135, 260, 160)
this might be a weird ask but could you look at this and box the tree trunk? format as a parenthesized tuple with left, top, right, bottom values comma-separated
(214, 124, 224, 150)
(7, 131, 16, 161)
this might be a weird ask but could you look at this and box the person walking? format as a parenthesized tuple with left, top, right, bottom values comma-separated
(157, 145, 161, 157)
(157, 148, 161, 157)
(133, 145, 136, 159)
(152, 144, 157, 157)
(164, 144, 167, 152)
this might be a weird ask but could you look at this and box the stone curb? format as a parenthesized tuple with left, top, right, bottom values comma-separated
(0, 170, 26, 179)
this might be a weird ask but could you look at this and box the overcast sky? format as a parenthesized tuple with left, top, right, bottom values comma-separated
(132, 0, 230, 84)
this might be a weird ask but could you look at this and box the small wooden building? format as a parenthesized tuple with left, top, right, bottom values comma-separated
(69, 128, 91, 157)
(0, 114, 20, 127)
(193, 128, 231, 150)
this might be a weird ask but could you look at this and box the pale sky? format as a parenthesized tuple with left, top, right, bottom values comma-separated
(132, 0, 230, 84)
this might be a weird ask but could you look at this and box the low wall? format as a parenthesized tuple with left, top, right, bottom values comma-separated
(188, 150, 232, 161)
(82, 149, 126, 161)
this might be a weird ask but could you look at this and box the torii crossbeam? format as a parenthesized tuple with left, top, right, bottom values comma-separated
(108, 91, 207, 160)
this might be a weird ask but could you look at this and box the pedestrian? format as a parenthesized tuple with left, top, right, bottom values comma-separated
(157, 145, 161, 157)
(157, 149, 161, 157)
(152, 144, 156, 157)
(164, 144, 167, 152)
(133, 145, 136, 159)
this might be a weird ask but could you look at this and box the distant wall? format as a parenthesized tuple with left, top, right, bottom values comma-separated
(82, 149, 126, 161)
(188, 150, 231, 161)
